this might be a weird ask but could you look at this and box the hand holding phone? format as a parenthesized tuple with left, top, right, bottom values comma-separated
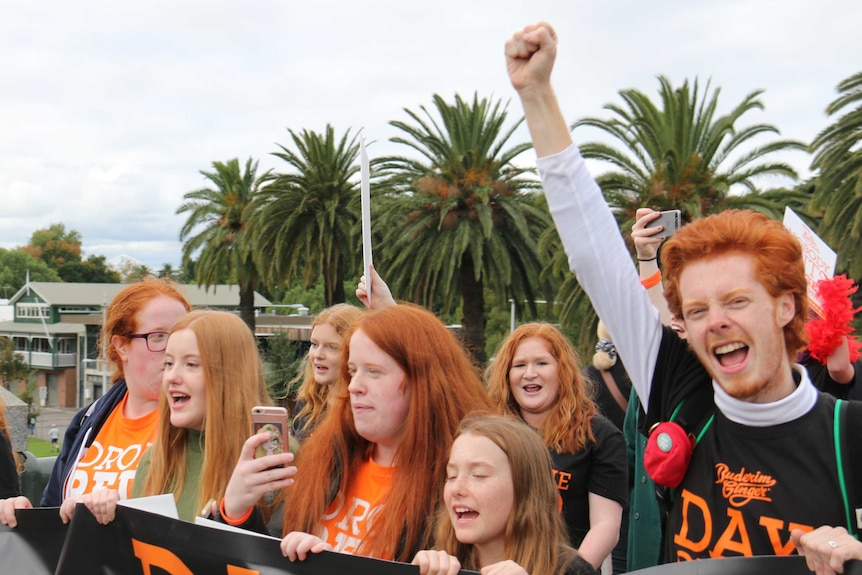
(251, 406, 289, 460)
(644, 209, 681, 236)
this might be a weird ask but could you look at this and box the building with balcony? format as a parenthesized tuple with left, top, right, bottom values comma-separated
(0, 281, 314, 409)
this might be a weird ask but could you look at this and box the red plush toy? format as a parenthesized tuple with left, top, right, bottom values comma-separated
(643, 421, 695, 489)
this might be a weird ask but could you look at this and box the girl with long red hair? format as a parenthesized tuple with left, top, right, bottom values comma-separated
(220, 304, 492, 562)
(486, 322, 627, 572)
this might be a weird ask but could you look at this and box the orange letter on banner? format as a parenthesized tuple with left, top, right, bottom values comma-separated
(132, 539, 193, 575)
(227, 567, 260, 575)
(673, 489, 712, 553)
(710, 508, 752, 558)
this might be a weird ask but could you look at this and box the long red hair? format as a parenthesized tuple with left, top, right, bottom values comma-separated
(292, 304, 364, 436)
(487, 322, 596, 452)
(142, 311, 270, 516)
(281, 304, 492, 561)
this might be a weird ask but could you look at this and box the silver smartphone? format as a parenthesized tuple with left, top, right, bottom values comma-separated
(645, 209, 681, 236)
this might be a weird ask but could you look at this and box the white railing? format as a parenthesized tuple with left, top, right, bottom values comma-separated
(56, 353, 77, 368)
(14, 350, 78, 369)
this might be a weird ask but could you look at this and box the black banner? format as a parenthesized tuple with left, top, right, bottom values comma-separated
(3, 505, 861, 575)
(0, 508, 67, 575)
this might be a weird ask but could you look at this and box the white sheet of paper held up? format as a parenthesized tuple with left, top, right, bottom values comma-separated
(360, 138, 373, 306)
(117, 493, 179, 519)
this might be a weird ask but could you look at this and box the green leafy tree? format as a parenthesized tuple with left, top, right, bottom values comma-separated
(0, 336, 32, 389)
(377, 93, 554, 364)
(0, 249, 62, 294)
(177, 158, 272, 331)
(547, 77, 808, 349)
(251, 125, 361, 307)
(261, 332, 306, 407)
(572, 76, 807, 230)
(21, 223, 119, 282)
(123, 264, 153, 283)
(810, 71, 862, 277)
(157, 262, 180, 281)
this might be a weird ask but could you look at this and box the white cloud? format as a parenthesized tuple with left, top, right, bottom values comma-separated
(1, 0, 859, 269)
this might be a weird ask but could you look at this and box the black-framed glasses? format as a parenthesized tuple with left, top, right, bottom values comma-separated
(125, 331, 170, 352)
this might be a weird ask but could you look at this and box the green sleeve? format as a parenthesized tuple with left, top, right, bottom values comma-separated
(130, 446, 153, 499)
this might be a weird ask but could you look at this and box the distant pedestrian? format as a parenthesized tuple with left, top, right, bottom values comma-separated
(28, 417, 35, 437)
(48, 425, 60, 452)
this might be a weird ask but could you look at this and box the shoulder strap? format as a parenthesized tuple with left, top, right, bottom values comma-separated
(833, 399, 859, 538)
(600, 369, 629, 413)
(669, 398, 714, 446)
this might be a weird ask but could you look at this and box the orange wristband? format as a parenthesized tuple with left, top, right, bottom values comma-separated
(640, 270, 662, 289)
(219, 497, 254, 526)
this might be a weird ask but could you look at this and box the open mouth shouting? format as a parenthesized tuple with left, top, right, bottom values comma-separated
(713, 341, 748, 372)
(453, 506, 479, 523)
(169, 390, 191, 408)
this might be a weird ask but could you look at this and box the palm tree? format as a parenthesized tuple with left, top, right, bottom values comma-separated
(548, 77, 809, 349)
(376, 93, 554, 364)
(251, 125, 361, 307)
(810, 71, 862, 278)
(573, 76, 807, 230)
(177, 158, 272, 331)
(157, 262, 179, 281)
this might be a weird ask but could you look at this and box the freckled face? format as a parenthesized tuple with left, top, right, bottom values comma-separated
(162, 329, 207, 430)
(347, 329, 410, 464)
(507, 337, 560, 426)
(679, 253, 796, 402)
(113, 295, 188, 404)
(444, 433, 514, 556)
(309, 322, 344, 388)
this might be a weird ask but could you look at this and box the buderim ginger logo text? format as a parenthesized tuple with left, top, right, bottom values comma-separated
(714, 464, 776, 507)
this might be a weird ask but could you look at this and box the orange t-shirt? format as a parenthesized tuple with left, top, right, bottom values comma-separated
(64, 394, 158, 500)
(319, 458, 394, 557)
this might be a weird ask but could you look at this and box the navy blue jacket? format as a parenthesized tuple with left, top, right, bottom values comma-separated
(40, 380, 128, 507)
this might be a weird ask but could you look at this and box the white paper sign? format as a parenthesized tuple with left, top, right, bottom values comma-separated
(117, 493, 179, 519)
(360, 138, 373, 306)
(783, 207, 837, 318)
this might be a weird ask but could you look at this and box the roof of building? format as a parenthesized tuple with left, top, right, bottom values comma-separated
(0, 320, 86, 336)
(10, 282, 272, 308)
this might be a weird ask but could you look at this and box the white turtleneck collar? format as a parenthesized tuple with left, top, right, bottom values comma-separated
(713, 364, 818, 426)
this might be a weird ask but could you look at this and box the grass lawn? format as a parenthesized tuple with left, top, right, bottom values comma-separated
(27, 437, 58, 457)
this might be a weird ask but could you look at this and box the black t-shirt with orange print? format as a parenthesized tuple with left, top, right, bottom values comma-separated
(649, 328, 862, 562)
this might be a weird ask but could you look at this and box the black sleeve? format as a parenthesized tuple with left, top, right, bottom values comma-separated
(803, 357, 861, 400)
(0, 432, 20, 499)
(644, 326, 713, 434)
(567, 555, 601, 575)
(586, 416, 628, 506)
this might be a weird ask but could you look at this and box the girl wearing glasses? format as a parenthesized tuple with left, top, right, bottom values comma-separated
(0, 278, 189, 528)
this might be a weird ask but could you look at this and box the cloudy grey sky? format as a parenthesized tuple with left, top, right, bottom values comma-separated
(1, 0, 859, 271)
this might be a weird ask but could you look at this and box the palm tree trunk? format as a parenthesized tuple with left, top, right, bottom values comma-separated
(323, 253, 347, 306)
(459, 255, 486, 367)
(332, 253, 346, 305)
(239, 283, 256, 333)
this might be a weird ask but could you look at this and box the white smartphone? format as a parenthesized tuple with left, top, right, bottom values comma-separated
(645, 209, 681, 236)
(251, 406, 289, 460)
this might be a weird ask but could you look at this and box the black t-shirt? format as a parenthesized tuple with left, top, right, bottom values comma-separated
(583, 361, 632, 430)
(650, 329, 862, 561)
(551, 415, 628, 548)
